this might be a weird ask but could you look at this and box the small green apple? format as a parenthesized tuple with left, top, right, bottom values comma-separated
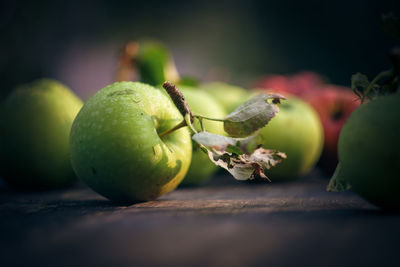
(200, 82, 256, 113)
(252, 96, 324, 180)
(69, 82, 192, 203)
(178, 86, 226, 186)
(335, 94, 400, 209)
(0, 79, 83, 189)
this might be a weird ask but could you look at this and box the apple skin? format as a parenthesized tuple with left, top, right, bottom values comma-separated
(253, 74, 290, 93)
(337, 94, 400, 209)
(253, 72, 324, 97)
(302, 86, 360, 171)
(200, 82, 256, 113)
(70, 82, 192, 203)
(178, 86, 227, 186)
(0, 79, 83, 189)
(252, 96, 324, 180)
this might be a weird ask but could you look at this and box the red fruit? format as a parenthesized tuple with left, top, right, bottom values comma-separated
(253, 71, 324, 97)
(253, 74, 290, 93)
(288, 72, 325, 96)
(303, 86, 360, 171)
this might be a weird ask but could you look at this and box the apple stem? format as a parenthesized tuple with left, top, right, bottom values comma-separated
(158, 114, 198, 138)
(194, 115, 225, 122)
(158, 119, 187, 138)
(185, 113, 198, 134)
(198, 117, 206, 132)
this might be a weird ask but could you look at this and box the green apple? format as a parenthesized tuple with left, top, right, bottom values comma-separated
(200, 82, 256, 113)
(335, 94, 400, 209)
(69, 82, 192, 203)
(0, 79, 83, 189)
(252, 96, 324, 180)
(178, 86, 227, 186)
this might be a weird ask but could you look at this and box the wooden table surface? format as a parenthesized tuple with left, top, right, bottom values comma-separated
(1, 170, 399, 267)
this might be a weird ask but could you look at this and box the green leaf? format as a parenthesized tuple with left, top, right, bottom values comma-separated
(351, 73, 370, 93)
(206, 147, 286, 181)
(137, 42, 169, 86)
(326, 163, 352, 192)
(351, 73, 372, 102)
(351, 70, 397, 102)
(137, 41, 180, 86)
(223, 93, 285, 138)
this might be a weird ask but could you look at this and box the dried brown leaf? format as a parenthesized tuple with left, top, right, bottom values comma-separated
(207, 147, 286, 181)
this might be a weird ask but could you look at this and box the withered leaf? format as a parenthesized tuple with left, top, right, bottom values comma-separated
(207, 147, 286, 181)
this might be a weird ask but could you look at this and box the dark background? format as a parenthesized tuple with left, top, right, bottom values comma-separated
(1, 0, 399, 100)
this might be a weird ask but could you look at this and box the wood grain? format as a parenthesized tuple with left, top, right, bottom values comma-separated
(0, 170, 399, 267)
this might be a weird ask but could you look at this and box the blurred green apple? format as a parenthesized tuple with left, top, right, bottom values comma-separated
(0, 79, 83, 189)
(200, 82, 256, 113)
(251, 96, 324, 180)
(334, 94, 400, 209)
(179, 86, 226, 186)
(70, 82, 192, 202)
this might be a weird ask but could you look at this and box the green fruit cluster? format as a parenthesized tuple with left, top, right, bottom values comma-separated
(0, 40, 325, 203)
